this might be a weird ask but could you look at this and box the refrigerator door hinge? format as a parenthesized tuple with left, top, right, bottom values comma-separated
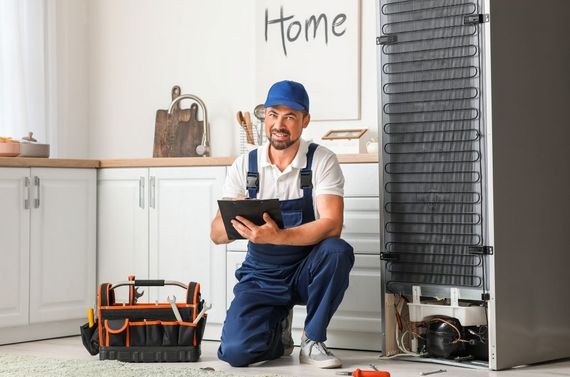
(468, 246, 494, 255)
(380, 252, 400, 261)
(377, 35, 398, 45)
(464, 14, 490, 25)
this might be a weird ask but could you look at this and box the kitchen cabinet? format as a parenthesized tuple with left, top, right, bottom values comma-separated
(226, 162, 382, 350)
(97, 167, 226, 340)
(97, 168, 150, 294)
(0, 169, 30, 329)
(0, 167, 96, 344)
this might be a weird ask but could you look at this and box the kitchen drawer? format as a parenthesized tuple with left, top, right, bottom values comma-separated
(343, 197, 381, 254)
(341, 163, 380, 197)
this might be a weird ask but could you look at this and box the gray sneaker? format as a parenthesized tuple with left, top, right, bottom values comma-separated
(299, 333, 342, 369)
(281, 310, 294, 356)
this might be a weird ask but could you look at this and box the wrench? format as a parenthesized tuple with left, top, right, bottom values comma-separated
(133, 287, 144, 304)
(167, 295, 183, 322)
(193, 302, 212, 325)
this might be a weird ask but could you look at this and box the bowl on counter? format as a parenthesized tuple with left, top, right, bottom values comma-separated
(0, 142, 21, 157)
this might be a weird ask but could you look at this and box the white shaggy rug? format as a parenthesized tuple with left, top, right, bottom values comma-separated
(0, 353, 286, 377)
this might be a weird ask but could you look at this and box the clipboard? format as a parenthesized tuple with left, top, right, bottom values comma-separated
(217, 199, 284, 240)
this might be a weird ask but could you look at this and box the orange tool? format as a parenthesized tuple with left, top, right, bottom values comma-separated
(336, 369, 390, 377)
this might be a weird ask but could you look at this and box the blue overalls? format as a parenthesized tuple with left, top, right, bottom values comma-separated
(218, 143, 355, 367)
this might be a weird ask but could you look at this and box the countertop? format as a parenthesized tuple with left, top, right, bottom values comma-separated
(0, 157, 100, 168)
(0, 154, 378, 169)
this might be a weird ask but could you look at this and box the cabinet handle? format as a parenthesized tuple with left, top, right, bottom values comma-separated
(139, 177, 145, 209)
(24, 176, 31, 209)
(150, 176, 156, 209)
(34, 176, 40, 208)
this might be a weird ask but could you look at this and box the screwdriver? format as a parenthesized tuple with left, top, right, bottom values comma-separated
(336, 369, 391, 377)
(87, 308, 95, 328)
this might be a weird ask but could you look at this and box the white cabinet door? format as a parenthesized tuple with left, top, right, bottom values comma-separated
(0, 168, 30, 328)
(97, 168, 149, 303)
(149, 167, 226, 339)
(29, 168, 96, 324)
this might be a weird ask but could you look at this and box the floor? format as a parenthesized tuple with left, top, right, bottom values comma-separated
(1, 337, 570, 377)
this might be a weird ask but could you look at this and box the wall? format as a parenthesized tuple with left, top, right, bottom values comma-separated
(50, 0, 90, 158)
(86, 0, 378, 158)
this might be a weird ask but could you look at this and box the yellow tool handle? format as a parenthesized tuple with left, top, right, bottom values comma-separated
(87, 308, 94, 328)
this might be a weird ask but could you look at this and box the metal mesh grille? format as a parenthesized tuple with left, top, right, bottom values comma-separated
(379, 0, 486, 294)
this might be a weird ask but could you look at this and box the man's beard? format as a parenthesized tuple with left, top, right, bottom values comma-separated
(267, 128, 299, 150)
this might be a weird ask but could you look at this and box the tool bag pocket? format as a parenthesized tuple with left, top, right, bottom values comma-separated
(80, 321, 100, 355)
(104, 318, 129, 347)
(126, 320, 202, 347)
(161, 321, 179, 346)
(129, 322, 147, 346)
(178, 321, 198, 346)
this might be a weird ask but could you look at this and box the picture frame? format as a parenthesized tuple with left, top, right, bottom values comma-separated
(322, 128, 368, 140)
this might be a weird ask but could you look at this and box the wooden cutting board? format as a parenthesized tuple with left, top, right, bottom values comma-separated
(153, 86, 204, 157)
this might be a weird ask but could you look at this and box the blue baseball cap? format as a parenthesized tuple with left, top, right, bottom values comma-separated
(264, 80, 310, 113)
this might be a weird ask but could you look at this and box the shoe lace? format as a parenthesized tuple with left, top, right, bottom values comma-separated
(311, 341, 333, 357)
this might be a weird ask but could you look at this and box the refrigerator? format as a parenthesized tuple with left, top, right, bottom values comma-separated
(377, 0, 570, 370)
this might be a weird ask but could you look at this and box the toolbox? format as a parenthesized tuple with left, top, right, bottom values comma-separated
(80, 276, 208, 362)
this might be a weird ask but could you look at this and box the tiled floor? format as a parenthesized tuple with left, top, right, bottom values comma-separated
(1, 337, 570, 377)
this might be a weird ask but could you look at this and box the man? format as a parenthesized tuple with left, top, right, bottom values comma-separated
(210, 80, 354, 369)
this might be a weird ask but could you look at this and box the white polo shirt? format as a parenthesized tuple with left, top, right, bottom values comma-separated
(223, 139, 344, 219)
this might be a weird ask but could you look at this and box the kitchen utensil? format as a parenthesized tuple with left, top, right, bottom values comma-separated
(236, 111, 245, 128)
(243, 111, 255, 145)
(236, 111, 254, 144)
(253, 104, 265, 122)
(153, 86, 206, 157)
(253, 104, 265, 143)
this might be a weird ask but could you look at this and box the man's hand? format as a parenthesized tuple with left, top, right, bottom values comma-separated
(231, 212, 282, 244)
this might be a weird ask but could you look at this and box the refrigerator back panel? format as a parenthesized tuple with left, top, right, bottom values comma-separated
(379, 0, 488, 299)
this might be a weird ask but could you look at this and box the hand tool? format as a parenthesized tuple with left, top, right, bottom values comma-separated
(419, 369, 447, 376)
(167, 295, 183, 322)
(193, 302, 212, 325)
(87, 308, 94, 328)
(133, 287, 144, 304)
(336, 368, 391, 377)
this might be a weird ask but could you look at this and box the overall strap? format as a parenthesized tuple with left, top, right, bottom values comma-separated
(300, 143, 318, 198)
(246, 149, 259, 199)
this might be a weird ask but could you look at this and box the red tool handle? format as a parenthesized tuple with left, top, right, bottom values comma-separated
(353, 369, 391, 377)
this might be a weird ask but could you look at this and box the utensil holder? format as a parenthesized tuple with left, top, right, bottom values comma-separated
(239, 120, 264, 154)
